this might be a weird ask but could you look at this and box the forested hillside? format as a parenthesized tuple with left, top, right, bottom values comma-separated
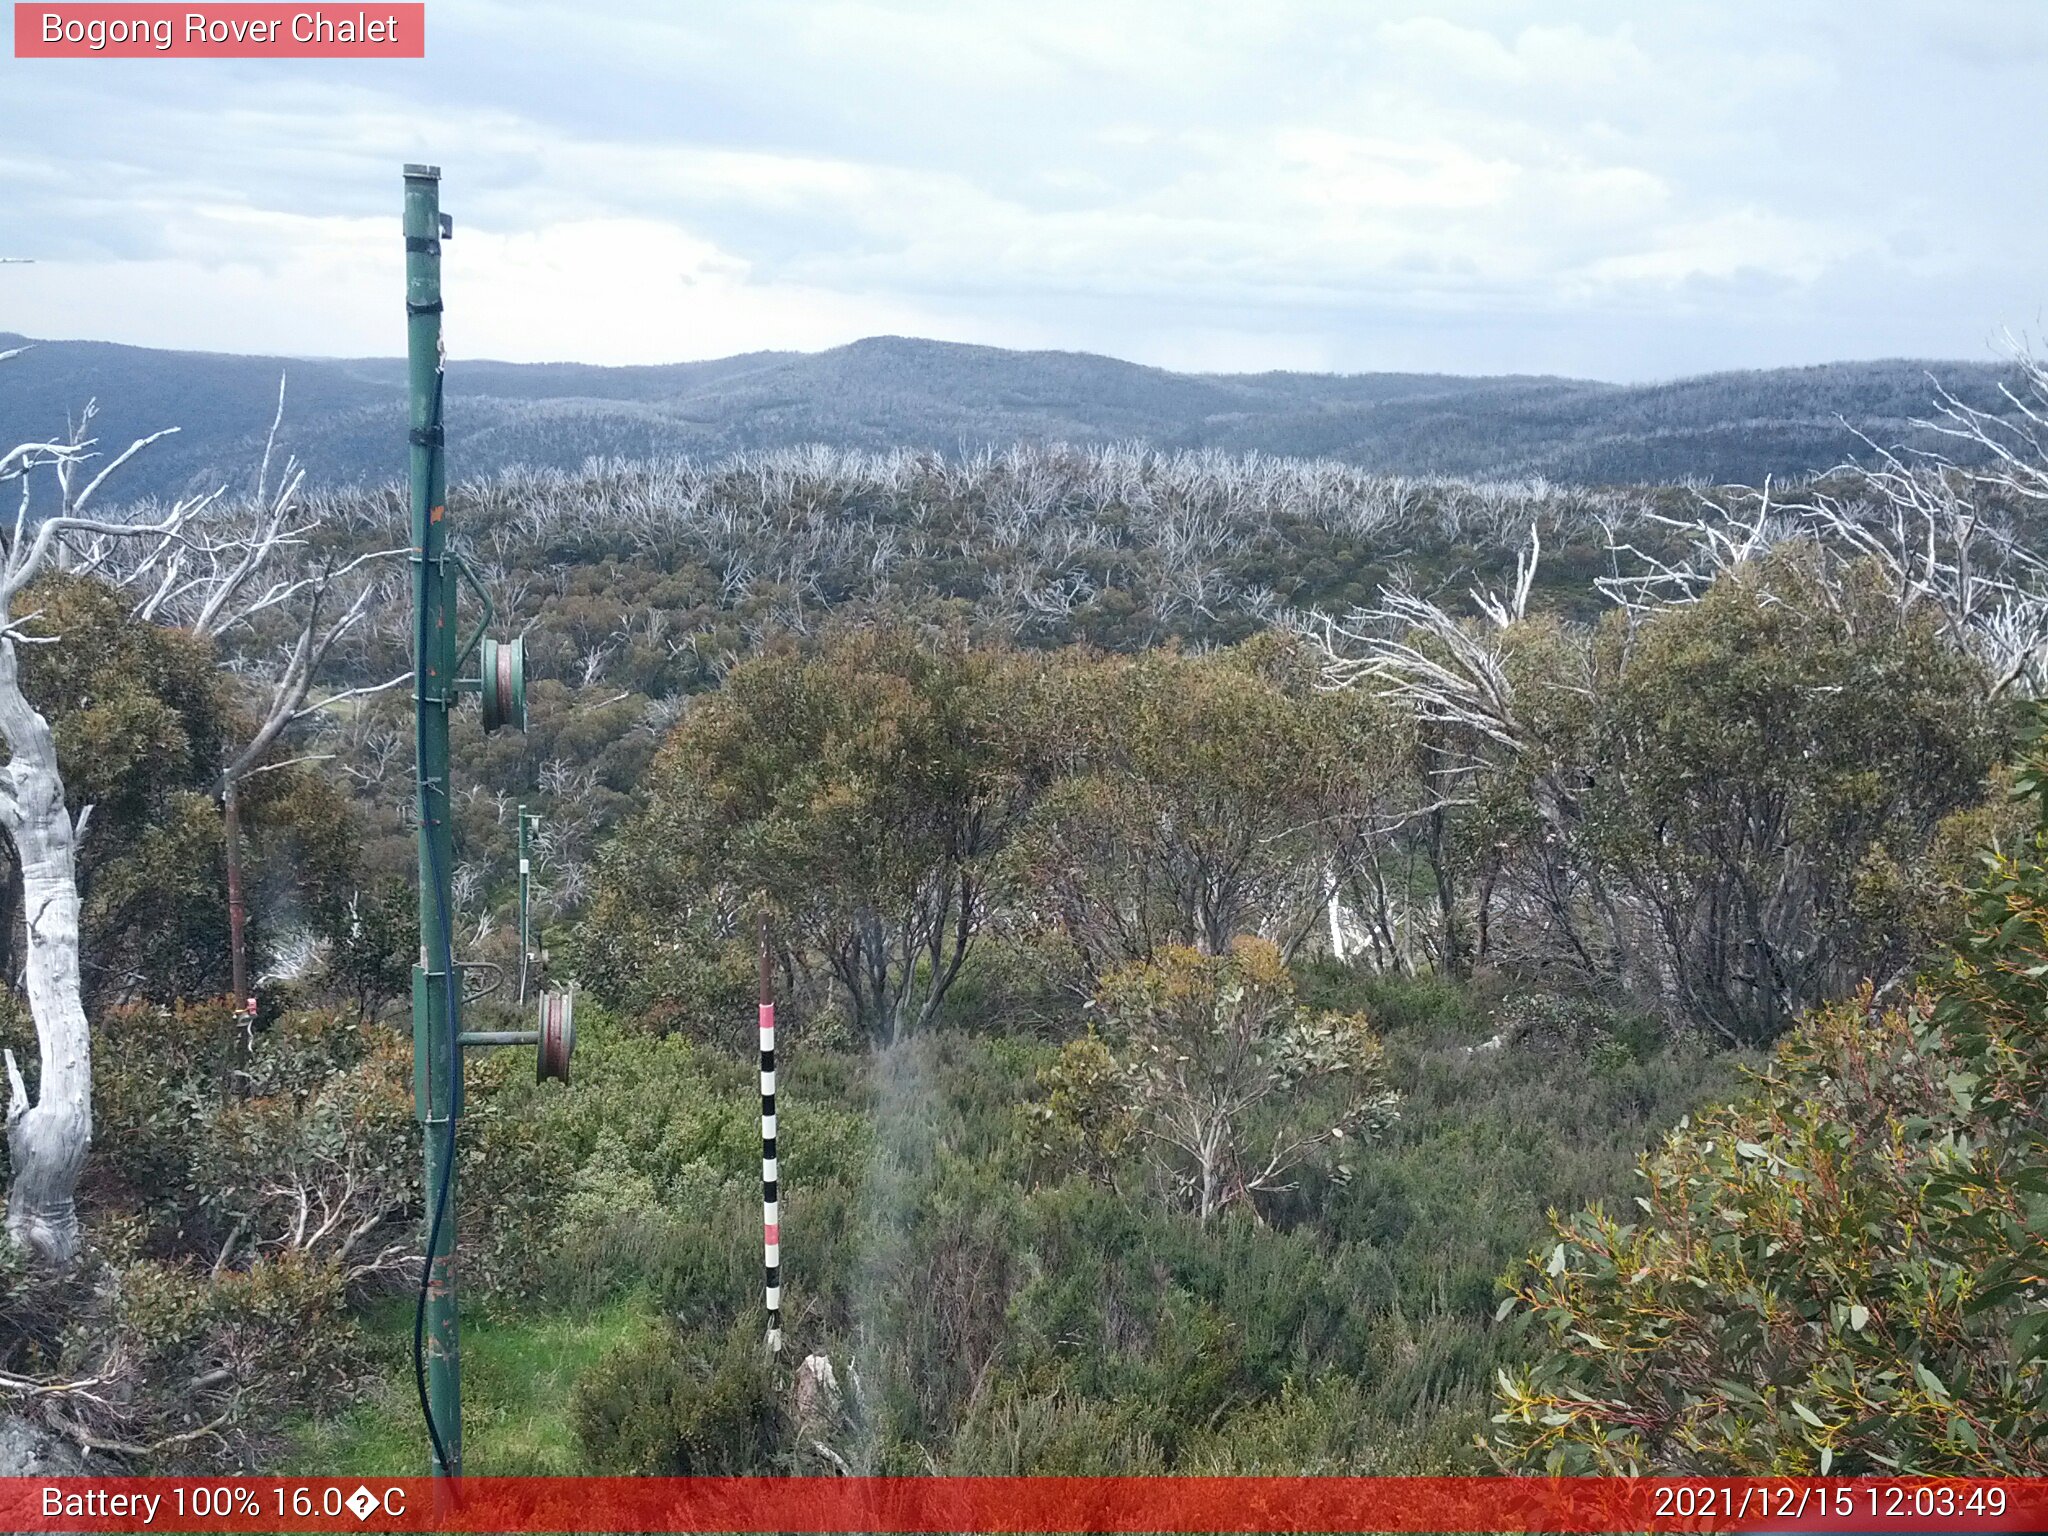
(1, 359, 2045, 1476)
(0, 331, 2023, 501)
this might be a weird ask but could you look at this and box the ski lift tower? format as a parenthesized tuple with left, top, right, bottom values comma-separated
(403, 164, 570, 1479)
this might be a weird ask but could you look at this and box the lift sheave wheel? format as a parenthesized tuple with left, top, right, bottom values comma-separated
(537, 988, 575, 1083)
(479, 634, 526, 734)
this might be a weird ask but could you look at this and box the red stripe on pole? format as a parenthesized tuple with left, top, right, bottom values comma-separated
(759, 914, 782, 1347)
(6, 1477, 2043, 1532)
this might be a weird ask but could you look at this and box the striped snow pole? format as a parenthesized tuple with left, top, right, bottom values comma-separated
(759, 918, 782, 1353)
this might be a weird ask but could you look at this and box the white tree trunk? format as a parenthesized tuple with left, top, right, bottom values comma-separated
(0, 636, 91, 1266)
(0, 376, 210, 1267)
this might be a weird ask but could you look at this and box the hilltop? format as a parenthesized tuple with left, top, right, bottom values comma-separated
(0, 331, 2016, 502)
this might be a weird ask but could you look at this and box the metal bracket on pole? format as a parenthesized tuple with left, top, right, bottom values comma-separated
(450, 550, 495, 678)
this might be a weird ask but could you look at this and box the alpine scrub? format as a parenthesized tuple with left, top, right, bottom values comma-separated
(1491, 710, 2048, 1475)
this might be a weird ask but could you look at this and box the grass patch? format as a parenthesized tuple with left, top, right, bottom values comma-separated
(285, 1293, 659, 1475)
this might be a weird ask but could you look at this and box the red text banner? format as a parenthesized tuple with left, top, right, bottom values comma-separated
(13, 4, 424, 57)
(0, 1476, 2042, 1533)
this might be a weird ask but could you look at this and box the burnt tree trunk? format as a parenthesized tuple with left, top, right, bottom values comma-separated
(223, 779, 248, 1011)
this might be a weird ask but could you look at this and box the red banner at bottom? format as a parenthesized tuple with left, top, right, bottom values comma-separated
(4, 1476, 2043, 1533)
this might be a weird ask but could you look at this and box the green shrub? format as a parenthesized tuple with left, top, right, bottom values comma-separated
(0, 1228, 368, 1468)
(1080, 939, 1395, 1223)
(1493, 987, 2046, 1474)
(942, 1387, 1167, 1474)
(1293, 967, 1485, 1041)
(1493, 714, 2048, 1474)
(572, 1318, 783, 1473)
(0, 1001, 417, 1467)
(460, 1004, 870, 1305)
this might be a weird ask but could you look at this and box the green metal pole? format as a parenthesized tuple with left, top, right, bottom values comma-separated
(517, 805, 531, 1005)
(404, 162, 462, 1479)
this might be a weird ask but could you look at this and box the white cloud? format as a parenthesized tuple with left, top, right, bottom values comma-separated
(1268, 130, 1518, 213)
(7, 211, 956, 361)
(0, 1, 2041, 378)
(1583, 207, 1869, 291)
(449, 219, 945, 361)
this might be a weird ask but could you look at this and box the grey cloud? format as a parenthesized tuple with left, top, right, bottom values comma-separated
(0, 1, 2040, 380)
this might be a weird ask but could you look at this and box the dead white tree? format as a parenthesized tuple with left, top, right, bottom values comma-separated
(1310, 523, 1548, 758)
(1305, 525, 1606, 974)
(1594, 478, 1793, 616)
(88, 377, 409, 1005)
(1921, 341, 2048, 514)
(1787, 445, 2048, 697)
(1600, 414, 2048, 700)
(0, 384, 207, 1264)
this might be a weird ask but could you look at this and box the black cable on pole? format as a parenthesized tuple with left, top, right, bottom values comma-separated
(411, 364, 459, 1479)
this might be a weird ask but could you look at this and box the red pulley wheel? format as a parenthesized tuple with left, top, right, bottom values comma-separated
(479, 634, 527, 734)
(537, 988, 575, 1083)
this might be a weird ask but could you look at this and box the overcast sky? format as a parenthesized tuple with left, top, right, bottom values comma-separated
(2, 1, 2044, 380)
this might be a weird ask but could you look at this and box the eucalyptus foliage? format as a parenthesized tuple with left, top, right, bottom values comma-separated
(1493, 708, 2048, 1473)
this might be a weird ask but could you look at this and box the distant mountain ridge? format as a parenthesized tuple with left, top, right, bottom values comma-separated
(0, 331, 2016, 502)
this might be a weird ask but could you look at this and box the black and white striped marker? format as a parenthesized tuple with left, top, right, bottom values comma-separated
(759, 922, 781, 1353)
